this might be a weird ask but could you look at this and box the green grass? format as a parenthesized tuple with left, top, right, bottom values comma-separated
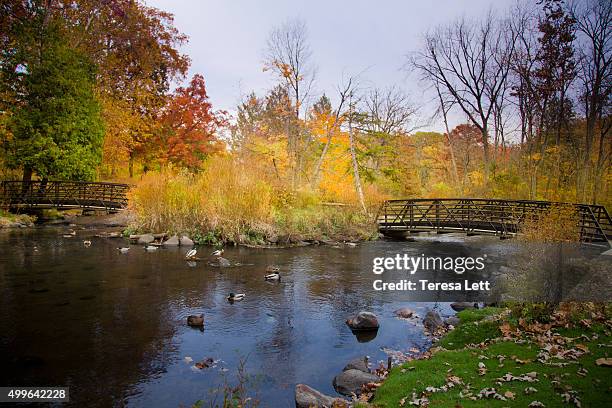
(373, 307, 612, 407)
(438, 308, 503, 350)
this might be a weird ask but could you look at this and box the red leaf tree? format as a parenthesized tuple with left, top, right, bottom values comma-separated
(156, 74, 226, 170)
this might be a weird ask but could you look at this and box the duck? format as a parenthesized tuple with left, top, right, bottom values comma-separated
(211, 248, 224, 257)
(63, 230, 76, 238)
(227, 292, 245, 301)
(83, 240, 92, 247)
(144, 245, 158, 252)
(187, 314, 204, 327)
(265, 271, 281, 281)
(185, 249, 197, 260)
(117, 247, 130, 253)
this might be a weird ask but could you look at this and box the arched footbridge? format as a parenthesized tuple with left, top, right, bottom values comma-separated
(1, 180, 129, 212)
(378, 198, 612, 245)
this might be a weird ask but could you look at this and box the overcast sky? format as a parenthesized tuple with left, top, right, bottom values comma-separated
(146, 0, 517, 131)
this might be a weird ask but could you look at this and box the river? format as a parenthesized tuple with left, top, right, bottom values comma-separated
(0, 226, 515, 407)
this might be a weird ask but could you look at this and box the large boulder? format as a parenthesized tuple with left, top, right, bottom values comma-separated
(423, 311, 444, 332)
(346, 311, 379, 331)
(163, 235, 180, 247)
(343, 357, 369, 373)
(332, 369, 379, 396)
(450, 302, 478, 312)
(179, 235, 194, 246)
(394, 307, 417, 319)
(137, 234, 155, 245)
(444, 316, 461, 327)
(295, 384, 346, 408)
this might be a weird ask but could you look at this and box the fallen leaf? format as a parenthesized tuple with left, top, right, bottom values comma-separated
(595, 357, 612, 367)
(504, 390, 515, 400)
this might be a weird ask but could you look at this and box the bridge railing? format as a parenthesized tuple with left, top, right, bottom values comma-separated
(0, 180, 130, 212)
(378, 198, 612, 244)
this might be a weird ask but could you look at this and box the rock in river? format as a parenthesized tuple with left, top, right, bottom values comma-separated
(332, 369, 379, 396)
(187, 314, 204, 327)
(394, 307, 417, 319)
(444, 316, 461, 327)
(343, 356, 369, 373)
(423, 311, 444, 332)
(163, 235, 179, 247)
(179, 235, 194, 246)
(295, 384, 347, 408)
(450, 302, 478, 312)
(137, 234, 155, 245)
(346, 311, 379, 331)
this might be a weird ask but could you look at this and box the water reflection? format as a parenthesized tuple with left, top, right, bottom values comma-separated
(0, 227, 509, 407)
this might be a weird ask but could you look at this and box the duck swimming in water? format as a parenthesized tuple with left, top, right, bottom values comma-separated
(185, 249, 197, 260)
(83, 240, 92, 247)
(211, 248, 224, 257)
(227, 292, 245, 301)
(264, 271, 280, 281)
(117, 247, 130, 253)
(144, 245, 158, 252)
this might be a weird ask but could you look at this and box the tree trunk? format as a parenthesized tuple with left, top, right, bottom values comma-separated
(481, 127, 490, 186)
(348, 109, 367, 215)
(311, 132, 333, 189)
(436, 87, 460, 188)
(128, 153, 134, 179)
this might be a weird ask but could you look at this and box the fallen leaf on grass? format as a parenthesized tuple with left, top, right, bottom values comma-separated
(595, 357, 612, 367)
(503, 390, 516, 400)
(528, 401, 545, 407)
(524, 386, 538, 394)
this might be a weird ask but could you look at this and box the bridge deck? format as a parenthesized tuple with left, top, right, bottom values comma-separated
(1, 180, 130, 212)
(377, 198, 612, 244)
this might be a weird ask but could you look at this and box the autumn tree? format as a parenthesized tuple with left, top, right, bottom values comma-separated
(413, 12, 517, 184)
(448, 124, 484, 189)
(571, 0, 611, 203)
(264, 18, 316, 187)
(155, 74, 226, 171)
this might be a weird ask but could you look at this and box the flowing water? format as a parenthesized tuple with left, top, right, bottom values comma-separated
(0, 227, 510, 407)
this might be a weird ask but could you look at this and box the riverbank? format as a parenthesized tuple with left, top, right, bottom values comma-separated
(370, 303, 612, 407)
(0, 210, 35, 228)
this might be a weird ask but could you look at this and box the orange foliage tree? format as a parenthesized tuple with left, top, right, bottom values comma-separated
(155, 74, 226, 171)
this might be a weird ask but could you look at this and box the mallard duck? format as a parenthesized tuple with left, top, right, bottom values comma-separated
(117, 247, 130, 253)
(185, 249, 197, 260)
(144, 245, 158, 251)
(211, 249, 224, 257)
(227, 292, 245, 301)
(187, 314, 204, 327)
(83, 240, 92, 247)
(265, 271, 280, 281)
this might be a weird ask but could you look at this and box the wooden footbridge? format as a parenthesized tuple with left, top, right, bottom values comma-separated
(0, 180, 129, 212)
(378, 198, 612, 245)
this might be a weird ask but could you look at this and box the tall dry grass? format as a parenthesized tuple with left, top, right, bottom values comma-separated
(129, 156, 377, 244)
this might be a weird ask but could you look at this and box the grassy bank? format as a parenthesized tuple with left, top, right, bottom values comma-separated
(0, 209, 35, 228)
(128, 158, 380, 245)
(373, 304, 612, 407)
